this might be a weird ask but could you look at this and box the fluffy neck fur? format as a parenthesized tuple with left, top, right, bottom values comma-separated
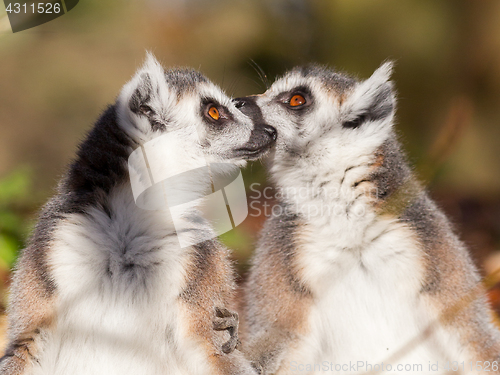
(267, 132, 415, 251)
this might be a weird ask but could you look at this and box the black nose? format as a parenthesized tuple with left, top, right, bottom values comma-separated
(262, 124, 277, 142)
(233, 96, 277, 142)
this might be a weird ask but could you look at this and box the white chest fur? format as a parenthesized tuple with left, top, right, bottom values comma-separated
(36, 186, 211, 375)
(280, 216, 473, 374)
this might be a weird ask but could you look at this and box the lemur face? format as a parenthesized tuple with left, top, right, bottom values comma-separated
(117, 54, 277, 171)
(236, 63, 396, 181)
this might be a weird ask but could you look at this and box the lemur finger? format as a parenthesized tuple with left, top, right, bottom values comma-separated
(215, 307, 238, 319)
(214, 307, 240, 354)
(221, 334, 239, 354)
(213, 316, 238, 330)
(213, 307, 239, 331)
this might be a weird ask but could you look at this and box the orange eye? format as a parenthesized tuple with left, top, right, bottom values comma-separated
(208, 106, 220, 120)
(290, 94, 306, 107)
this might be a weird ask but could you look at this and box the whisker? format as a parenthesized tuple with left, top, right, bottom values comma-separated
(247, 59, 270, 90)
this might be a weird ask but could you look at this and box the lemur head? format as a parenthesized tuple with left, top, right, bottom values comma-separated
(235, 62, 396, 189)
(117, 54, 277, 173)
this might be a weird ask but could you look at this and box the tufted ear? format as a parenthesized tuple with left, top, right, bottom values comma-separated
(129, 54, 166, 115)
(118, 53, 171, 133)
(342, 61, 395, 129)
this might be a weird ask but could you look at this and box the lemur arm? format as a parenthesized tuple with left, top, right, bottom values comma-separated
(180, 300, 258, 375)
(243, 251, 313, 375)
(245, 328, 297, 375)
(0, 338, 38, 375)
(179, 241, 257, 375)
(0, 246, 56, 374)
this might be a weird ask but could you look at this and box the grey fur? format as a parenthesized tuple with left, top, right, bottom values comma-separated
(164, 68, 208, 97)
(370, 136, 412, 200)
(290, 64, 356, 94)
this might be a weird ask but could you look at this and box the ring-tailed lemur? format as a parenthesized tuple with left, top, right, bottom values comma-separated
(238, 63, 500, 374)
(0, 54, 275, 375)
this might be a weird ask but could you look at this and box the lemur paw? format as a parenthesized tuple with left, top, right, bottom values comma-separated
(213, 307, 240, 354)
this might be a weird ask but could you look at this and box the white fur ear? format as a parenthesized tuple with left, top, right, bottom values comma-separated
(116, 53, 171, 138)
(141, 52, 165, 83)
(342, 61, 395, 128)
(369, 61, 394, 86)
(118, 53, 166, 111)
(125, 53, 168, 115)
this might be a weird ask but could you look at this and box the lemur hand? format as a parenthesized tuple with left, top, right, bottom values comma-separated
(213, 307, 241, 354)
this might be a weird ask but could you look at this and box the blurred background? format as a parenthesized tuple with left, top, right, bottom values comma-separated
(1, 0, 500, 350)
